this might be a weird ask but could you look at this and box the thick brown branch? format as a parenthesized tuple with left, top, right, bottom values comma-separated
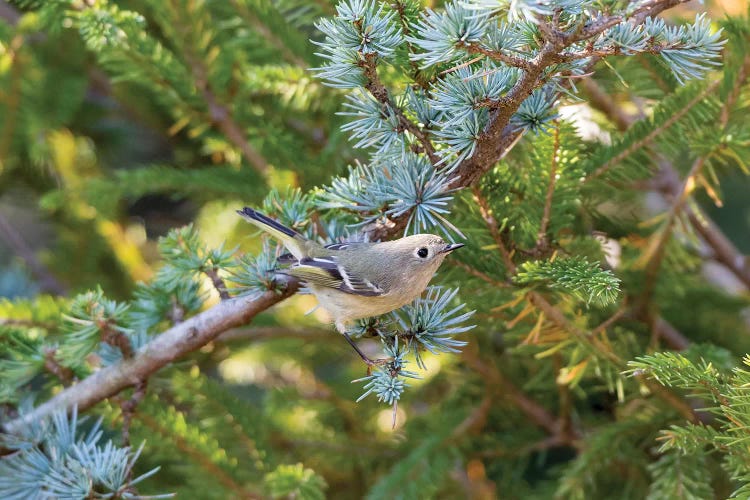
(3, 284, 298, 434)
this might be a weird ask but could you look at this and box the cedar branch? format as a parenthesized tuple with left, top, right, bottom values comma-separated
(3, 284, 298, 434)
(2, 0, 698, 433)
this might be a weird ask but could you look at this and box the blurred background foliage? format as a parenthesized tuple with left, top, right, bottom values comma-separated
(1, 0, 750, 498)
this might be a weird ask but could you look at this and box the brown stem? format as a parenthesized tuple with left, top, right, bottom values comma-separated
(464, 44, 532, 71)
(102, 323, 135, 359)
(170, 0, 270, 176)
(536, 122, 560, 251)
(43, 348, 74, 385)
(119, 380, 147, 449)
(640, 156, 707, 306)
(360, 53, 439, 164)
(461, 345, 566, 438)
(585, 80, 719, 182)
(451, 260, 510, 288)
(580, 77, 635, 131)
(653, 316, 691, 350)
(204, 268, 230, 300)
(472, 186, 516, 273)
(0, 210, 67, 295)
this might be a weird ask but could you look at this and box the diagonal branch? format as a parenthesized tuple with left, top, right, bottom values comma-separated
(3, 284, 298, 434)
(585, 80, 719, 182)
(170, 0, 270, 176)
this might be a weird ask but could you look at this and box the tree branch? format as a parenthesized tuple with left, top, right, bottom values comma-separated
(2, 284, 298, 434)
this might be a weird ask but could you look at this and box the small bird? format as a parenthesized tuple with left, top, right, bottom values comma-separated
(237, 207, 463, 364)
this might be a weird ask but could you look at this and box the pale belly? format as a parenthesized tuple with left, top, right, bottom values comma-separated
(309, 285, 417, 326)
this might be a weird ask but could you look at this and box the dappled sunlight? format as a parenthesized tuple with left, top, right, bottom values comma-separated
(377, 406, 406, 432)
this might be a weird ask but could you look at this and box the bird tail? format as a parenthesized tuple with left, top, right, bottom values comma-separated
(237, 207, 306, 259)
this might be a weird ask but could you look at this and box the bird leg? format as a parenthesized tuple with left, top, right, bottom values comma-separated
(342, 332, 389, 373)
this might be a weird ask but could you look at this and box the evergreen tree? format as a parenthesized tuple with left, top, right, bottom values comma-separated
(1, 0, 749, 497)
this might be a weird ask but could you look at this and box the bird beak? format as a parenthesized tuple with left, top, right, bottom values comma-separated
(440, 243, 465, 254)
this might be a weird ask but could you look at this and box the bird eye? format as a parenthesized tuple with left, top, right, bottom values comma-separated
(417, 247, 429, 258)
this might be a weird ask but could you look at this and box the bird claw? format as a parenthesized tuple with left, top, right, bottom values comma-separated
(364, 357, 390, 375)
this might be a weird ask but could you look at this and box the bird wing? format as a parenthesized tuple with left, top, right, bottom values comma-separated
(277, 242, 368, 263)
(284, 257, 384, 297)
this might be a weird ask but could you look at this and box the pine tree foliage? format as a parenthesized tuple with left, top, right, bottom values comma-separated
(514, 257, 621, 307)
(628, 353, 750, 497)
(0, 407, 169, 499)
(2, 0, 750, 497)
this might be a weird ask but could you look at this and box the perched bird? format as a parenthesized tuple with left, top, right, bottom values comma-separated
(237, 207, 463, 364)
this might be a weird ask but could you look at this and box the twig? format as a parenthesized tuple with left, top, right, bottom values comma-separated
(472, 186, 516, 273)
(119, 380, 147, 449)
(204, 268, 230, 300)
(461, 345, 565, 437)
(653, 316, 690, 350)
(102, 322, 135, 359)
(450, 260, 510, 288)
(360, 53, 439, 164)
(228, 0, 309, 68)
(392, 0, 432, 90)
(536, 122, 560, 252)
(463, 44, 532, 71)
(43, 347, 74, 385)
(585, 80, 719, 182)
(579, 77, 634, 131)
(0, 207, 67, 296)
(170, 0, 270, 176)
(640, 156, 707, 306)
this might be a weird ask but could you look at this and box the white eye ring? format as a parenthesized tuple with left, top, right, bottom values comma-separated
(416, 247, 429, 259)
